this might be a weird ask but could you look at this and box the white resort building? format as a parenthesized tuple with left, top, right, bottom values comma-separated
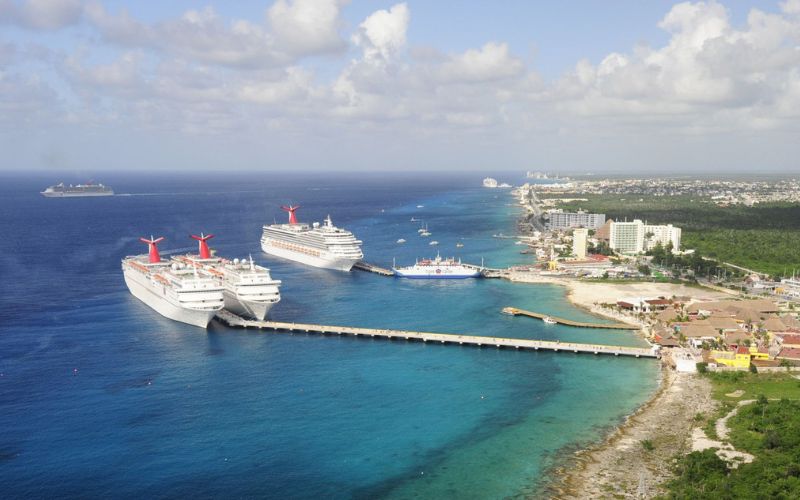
(607, 219, 681, 254)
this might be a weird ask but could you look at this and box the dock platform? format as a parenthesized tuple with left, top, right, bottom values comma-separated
(353, 261, 395, 276)
(215, 310, 656, 358)
(502, 307, 638, 330)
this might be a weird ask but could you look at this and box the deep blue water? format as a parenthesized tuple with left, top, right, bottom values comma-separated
(0, 171, 657, 498)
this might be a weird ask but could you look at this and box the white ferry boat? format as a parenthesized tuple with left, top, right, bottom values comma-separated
(261, 205, 363, 271)
(41, 181, 114, 197)
(393, 253, 482, 279)
(176, 234, 281, 320)
(122, 237, 224, 328)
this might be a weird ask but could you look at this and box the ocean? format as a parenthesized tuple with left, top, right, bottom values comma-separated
(0, 171, 658, 498)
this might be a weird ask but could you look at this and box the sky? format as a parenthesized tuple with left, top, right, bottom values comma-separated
(1, 0, 800, 173)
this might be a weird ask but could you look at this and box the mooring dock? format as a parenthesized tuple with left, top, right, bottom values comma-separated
(502, 307, 638, 330)
(353, 261, 395, 276)
(215, 310, 657, 358)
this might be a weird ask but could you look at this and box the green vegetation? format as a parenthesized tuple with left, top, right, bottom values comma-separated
(683, 229, 800, 277)
(662, 373, 800, 499)
(707, 372, 800, 402)
(641, 439, 655, 452)
(558, 195, 800, 277)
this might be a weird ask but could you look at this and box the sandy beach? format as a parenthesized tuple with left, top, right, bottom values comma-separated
(509, 273, 731, 322)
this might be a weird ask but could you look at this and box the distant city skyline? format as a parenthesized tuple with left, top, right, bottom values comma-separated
(1, 0, 799, 173)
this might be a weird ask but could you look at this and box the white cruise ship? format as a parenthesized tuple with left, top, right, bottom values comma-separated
(122, 236, 224, 328)
(482, 177, 498, 188)
(261, 205, 363, 271)
(41, 181, 114, 197)
(176, 234, 281, 320)
(393, 253, 482, 279)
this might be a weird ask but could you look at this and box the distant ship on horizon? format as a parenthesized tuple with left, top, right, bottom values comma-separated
(483, 178, 511, 189)
(41, 181, 114, 197)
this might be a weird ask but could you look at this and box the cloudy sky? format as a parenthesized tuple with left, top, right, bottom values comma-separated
(2, 0, 800, 173)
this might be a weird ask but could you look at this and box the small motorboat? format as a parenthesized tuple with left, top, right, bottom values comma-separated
(397, 238, 406, 244)
(456, 242, 464, 248)
(429, 241, 439, 246)
(543, 316, 557, 325)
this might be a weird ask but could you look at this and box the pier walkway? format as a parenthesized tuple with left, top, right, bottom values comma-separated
(215, 310, 657, 358)
(353, 261, 395, 276)
(502, 307, 639, 330)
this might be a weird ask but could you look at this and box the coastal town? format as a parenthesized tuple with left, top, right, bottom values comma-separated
(499, 180, 800, 371)
(487, 177, 800, 498)
(528, 175, 800, 206)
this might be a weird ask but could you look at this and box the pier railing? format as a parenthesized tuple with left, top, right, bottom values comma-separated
(215, 310, 657, 359)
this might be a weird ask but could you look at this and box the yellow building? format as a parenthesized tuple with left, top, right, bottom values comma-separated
(749, 346, 770, 361)
(711, 346, 752, 369)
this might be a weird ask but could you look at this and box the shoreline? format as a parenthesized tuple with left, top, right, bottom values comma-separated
(541, 364, 715, 498)
(504, 277, 725, 498)
(508, 273, 729, 331)
(505, 197, 725, 498)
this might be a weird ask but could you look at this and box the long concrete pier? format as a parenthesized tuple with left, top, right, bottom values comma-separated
(502, 307, 639, 330)
(215, 310, 657, 358)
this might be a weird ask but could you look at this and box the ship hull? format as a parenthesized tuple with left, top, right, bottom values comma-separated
(394, 272, 481, 279)
(223, 292, 276, 321)
(41, 191, 114, 197)
(124, 269, 216, 328)
(261, 240, 358, 272)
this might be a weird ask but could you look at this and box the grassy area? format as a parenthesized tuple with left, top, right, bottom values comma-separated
(707, 371, 800, 402)
(661, 372, 800, 499)
(556, 195, 800, 277)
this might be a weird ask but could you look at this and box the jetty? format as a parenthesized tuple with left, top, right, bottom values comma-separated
(502, 307, 639, 330)
(353, 261, 395, 276)
(215, 310, 657, 358)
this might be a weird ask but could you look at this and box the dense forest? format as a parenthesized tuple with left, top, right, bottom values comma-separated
(558, 195, 800, 277)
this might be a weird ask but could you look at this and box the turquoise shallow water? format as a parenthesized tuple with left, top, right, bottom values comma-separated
(0, 172, 657, 498)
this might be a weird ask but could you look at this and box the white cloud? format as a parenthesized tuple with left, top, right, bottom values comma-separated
(267, 0, 347, 56)
(439, 42, 524, 83)
(86, 2, 349, 69)
(0, 71, 60, 129)
(781, 0, 800, 14)
(86, 4, 288, 68)
(0, 0, 82, 30)
(352, 3, 409, 62)
(551, 0, 800, 129)
(2, 0, 800, 171)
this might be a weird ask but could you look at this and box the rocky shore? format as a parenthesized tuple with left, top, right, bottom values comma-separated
(543, 366, 716, 498)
